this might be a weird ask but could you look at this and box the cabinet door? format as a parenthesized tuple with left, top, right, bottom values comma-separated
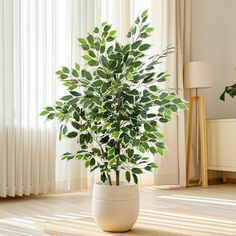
(207, 119, 236, 172)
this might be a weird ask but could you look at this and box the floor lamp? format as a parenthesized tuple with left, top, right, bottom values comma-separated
(185, 61, 212, 188)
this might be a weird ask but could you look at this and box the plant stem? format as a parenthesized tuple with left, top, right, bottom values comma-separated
(116, 126, 121, 186)
(107, 174, 112, 186)
(116, 169, 120, 186)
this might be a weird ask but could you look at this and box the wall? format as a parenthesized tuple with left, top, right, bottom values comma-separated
(192, 0, 236, 119)
(191, 0, 236, 180)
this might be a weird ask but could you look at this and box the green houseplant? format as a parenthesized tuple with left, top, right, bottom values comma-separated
(220, 67, 236, 101)
(220, 83, 236, 101)
(41, 10, 187, 232)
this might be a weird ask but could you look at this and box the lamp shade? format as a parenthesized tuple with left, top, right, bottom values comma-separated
(184, 61, 213, 89)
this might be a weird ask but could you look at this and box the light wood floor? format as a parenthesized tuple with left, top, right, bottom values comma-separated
(0, 184, 236, 236)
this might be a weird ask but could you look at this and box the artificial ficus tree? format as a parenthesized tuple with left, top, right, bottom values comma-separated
(41, 10, 187, 186)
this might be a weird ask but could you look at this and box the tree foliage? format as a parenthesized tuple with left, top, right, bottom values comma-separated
(40, 10, 187, 186)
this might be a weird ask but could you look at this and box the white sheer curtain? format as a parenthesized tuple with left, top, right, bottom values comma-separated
(0, 0, 75, 197)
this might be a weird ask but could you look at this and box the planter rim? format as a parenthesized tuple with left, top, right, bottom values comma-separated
(93, 182, 139, 201)
(94, 182, 137, 188)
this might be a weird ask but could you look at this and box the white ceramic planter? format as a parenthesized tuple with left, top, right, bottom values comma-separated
(92, 183, 139, 232)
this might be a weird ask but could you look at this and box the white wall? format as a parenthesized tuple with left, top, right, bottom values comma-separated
(192, 0, 236, 119)
(191, 0, 236, 180)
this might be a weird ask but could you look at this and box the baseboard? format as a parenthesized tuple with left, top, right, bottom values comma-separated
(189, 177, 236, 186)
(226, 178, 236, 184)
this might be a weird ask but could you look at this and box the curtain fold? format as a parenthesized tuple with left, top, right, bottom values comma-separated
(155, 0, 191, 186)
(0, 0, 72, 197)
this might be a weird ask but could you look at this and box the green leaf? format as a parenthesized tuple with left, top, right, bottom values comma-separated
(150, 147, 157, 154)
(72, 69, 79, 77)
(109, 30, 116, 36)
(87, 34, 94, 44)
(97, 69, 107, 79)
(92, 80, 103, 87)
(125, 171, 131, 182)
(142, 15, 148, 23)
(132, 173, 138, 184)
(140, 32, 148, 38)
(127, 72, 133, 81)
(138, 146, 145, 153)
(149, 85, 158, 92)
(127, 31, 131, 38)
(88, 60, 99, 66)
(101, 56, 109, 68)
(127, 149, 134, 158)
(92, 148, 100, 155)
(144, 123, 151, 131)
(139, 44, 151, 51)
(67, 132, 78, 138)
(82, 44, 90, 51)
(178, 103, 188, 110)
(45, 106, 54, 112)
(132, 168, 142, 174)
(83, 55, 91, 61)
(104, 24, 111, 31)
(102, 122, 110, 129)
(85, 160, 90, 168)
(81, 70, 92, 80)
(70, 91, 81, 97)
(119, 155, 127, 162)
(90, 158, 95, 166)
(62, 125, 67, 135)
(72, 121, 80, 130)
(40, 111, 48, 116)
(107, 36, 115, 42)
(157, 148, 164, 156)
(60, 74, 68, 80)
(100, 45, 105, 53)
(131, 26, 137, 34)
(133, 139, 140, 146)
(141, 9, 148, 18)
(56, 70, 62, 75)
(61, 95, 73, 101)
(94, 41, 100, 51)
(113, 131, 120, 140)
(62, 67, 70, 73)
(101, 173, 107, 183)
(135, 17, 140, 24)
(131, 40, 142, 49)
(67, 98, 78, 106)
(73, 111, 80, 121)
(146, 27, 154, 33)
(94, 27, 99, 33)
(78, 38, 87, 45)
(88, 50, 96, 58)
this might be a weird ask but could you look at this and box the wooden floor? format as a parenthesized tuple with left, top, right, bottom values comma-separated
(0, 184, 236, 235)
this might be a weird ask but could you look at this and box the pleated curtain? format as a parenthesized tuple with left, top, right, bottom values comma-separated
(0, 0, 75, 197)
(154, 0, 192, 186)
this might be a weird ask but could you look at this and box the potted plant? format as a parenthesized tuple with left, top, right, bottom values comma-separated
(40, 10, 187, 232)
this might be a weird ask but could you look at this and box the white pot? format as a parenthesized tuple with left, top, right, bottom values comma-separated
(92, 182, 139, 232)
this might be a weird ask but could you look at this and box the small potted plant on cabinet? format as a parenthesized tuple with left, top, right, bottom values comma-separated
(40, 10, 187, 232)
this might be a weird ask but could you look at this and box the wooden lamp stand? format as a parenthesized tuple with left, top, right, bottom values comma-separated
(186, 93, 208, 188)
(185, 61, 212, 188)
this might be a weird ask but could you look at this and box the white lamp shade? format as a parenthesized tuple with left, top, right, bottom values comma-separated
(184, 61, 213, 89)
